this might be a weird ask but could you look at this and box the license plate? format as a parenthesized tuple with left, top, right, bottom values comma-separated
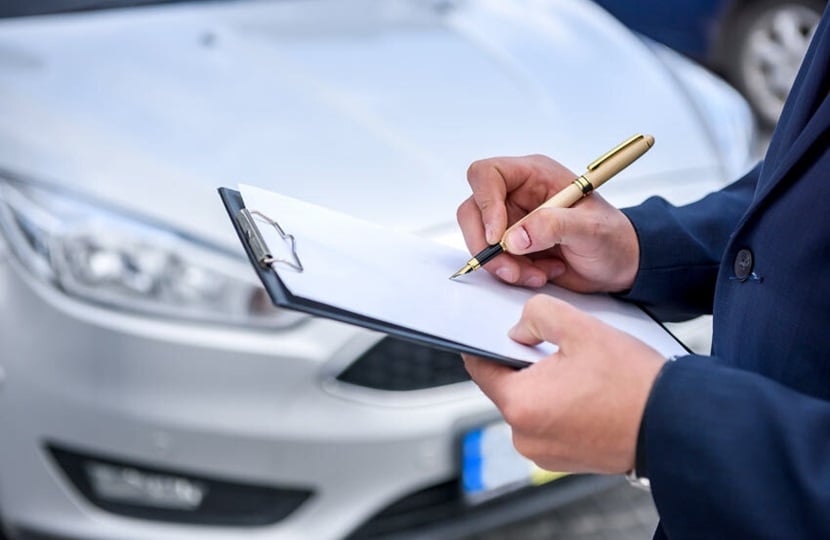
(461, 422, 567, 504)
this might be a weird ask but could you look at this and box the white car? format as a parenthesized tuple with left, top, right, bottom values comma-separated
(0, 1, 754, 539)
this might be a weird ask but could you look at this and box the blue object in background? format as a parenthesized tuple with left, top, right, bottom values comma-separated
(462, 429, 485, 494)
(592, 0, 728, 61)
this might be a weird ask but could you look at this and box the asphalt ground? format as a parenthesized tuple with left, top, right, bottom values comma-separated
(466, 482, 658, 540)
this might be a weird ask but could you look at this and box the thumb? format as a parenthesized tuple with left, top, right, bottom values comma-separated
(508, 295, 584, 351)
(503, 207, 585, 255)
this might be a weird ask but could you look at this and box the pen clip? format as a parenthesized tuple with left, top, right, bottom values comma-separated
(236, 208, 304, 273)
(586, 134, 646, 171)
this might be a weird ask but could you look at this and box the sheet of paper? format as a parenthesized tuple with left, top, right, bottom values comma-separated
(239, 184, 687, 364)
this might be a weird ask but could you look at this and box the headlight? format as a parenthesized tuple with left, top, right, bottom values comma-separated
(646, 39, 758, 182)
(0, 175, 304, 328)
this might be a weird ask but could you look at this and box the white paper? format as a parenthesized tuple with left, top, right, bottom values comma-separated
(239, 184, 687, 364)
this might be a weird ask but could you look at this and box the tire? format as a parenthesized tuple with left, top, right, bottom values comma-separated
(723, 0, 825, 127)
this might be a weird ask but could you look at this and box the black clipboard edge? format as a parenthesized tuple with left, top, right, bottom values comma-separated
(636, 304, 694, 355)
(218, 188, 530, 369)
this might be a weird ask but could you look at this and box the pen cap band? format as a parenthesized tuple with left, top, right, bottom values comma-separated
(574, 176, 593, 195)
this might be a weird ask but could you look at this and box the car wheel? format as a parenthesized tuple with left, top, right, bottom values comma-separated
(724, 0, 824, 126)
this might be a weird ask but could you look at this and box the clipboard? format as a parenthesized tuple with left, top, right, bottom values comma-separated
(218, 187, 531, 368)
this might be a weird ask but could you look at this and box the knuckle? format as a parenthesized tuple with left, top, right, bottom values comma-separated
(524, 294, 552, 318)
(528, 153, 558, 174)
(501, 395, 538, 430)
(511, 433, 532, 458)
(511, 433, 546, 465)
(477, 198, 496, 212)
(520, 209, 561, 248)
(466, 159, 492, 184)
(526, 153, 552, 165)
(456, 198, 473, 221)
(537, 209, 564, 241)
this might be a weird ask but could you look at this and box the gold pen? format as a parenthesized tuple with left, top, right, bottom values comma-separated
(450, 133, 655, 279)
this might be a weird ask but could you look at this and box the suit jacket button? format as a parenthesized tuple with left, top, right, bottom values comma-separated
(733, 248, 754, 280)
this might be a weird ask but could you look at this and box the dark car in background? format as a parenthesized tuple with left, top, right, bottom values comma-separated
(593, 0, 826, 126)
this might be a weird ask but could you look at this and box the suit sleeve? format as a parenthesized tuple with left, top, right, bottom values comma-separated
(641, 355, 830, 538)
(619, 163, 761, 321)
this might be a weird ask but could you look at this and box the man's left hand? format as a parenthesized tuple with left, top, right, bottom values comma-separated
(463, 295, 666, 474)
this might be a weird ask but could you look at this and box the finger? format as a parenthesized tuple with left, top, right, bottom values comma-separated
(507, 295, 582, 349)
(456, 196, 489, 253)
(477, 250, 551, 288)
(467, 158, 527, 244)
(462, 354, 515, 406)
(532, 257, 567, 281)
(549, 269, 601, 294)
(504, 206, 580, 255)
(477, 251, 551, 288)
(509, 254, 553, 288)
(457, 198, 523, 283)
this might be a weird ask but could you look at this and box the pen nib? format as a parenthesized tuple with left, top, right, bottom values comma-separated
(449, 263, 475, 280)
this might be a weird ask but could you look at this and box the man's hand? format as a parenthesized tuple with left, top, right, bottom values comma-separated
(463, 295, 665, 474)
(457, 155, 640, 293)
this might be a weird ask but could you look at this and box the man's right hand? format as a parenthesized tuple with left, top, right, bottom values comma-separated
(456, 154, 640, 293)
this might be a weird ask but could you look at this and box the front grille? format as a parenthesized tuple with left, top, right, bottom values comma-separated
(336, 337, 471, 391)
(346, 480, 459, 538)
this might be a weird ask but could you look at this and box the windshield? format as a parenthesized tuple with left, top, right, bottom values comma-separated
(0, 0, 226, 18)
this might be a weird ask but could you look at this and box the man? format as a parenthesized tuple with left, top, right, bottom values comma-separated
(457, 5, 830, 539)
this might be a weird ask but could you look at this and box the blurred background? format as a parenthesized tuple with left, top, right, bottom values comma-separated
(0, 1, 819, 539)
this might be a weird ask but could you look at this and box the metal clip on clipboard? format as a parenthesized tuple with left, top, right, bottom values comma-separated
(235, 208, 304, 272)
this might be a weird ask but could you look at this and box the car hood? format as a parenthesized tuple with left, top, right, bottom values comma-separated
(0, 0, 720, 249)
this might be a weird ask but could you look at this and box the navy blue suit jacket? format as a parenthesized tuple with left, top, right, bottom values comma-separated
(621, 5, 830, 539)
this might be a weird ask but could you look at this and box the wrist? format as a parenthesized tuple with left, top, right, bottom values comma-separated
(609, 211, 640, 293)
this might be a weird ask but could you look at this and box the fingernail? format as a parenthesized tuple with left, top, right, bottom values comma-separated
(525, 275, 546, 288)
(496, 266, 516, 283)
(484, 224, 495, 244)
(507, 325, 518, 339)
(506, 227, 531, 251)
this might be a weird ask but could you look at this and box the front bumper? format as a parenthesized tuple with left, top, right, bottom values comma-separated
(0, 255, 610, 539)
